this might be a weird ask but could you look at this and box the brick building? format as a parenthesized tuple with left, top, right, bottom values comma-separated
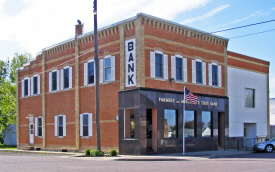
(17, 13, 269, 155)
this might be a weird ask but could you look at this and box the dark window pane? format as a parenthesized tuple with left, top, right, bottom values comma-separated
(202, 111, 212, 137)
(105, 58, 111, 81)
(33, 76, 38, 94)
(83, 114, 88, 126)
(155, 54, 163, 78)
(164, 109, 177, 138)
(196, 62, 202, 83)
(59, 126, 63, 137)
(38, 118, 42, 137)
(58, 116, 63, 125)
(24, 79, 28, 96)
(184, 111, 195, 137)
(38, 127, 42, 137)
(38, 118, 42, 126)
(52, 72, 57, 91)
(83, 126, 88, 136)
(245, 88, 255, 108)
(88, 62, 94, 84)
(64, 68, 69, 89)
(212, 65, 218, 86)
(176, 58, 183, 80)
(130, 114, 135, 139)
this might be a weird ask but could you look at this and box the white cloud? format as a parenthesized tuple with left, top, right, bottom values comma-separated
(0, 0, 212, 59)
(181, 4, 230, 25)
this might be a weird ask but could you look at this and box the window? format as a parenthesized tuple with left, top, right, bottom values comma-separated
(60, 66, 72, 90)
(171, 55, 187, 82)
(105, 58, 111, 81)
(192, 60, 206, 85)
(54, 115, 66, 137)
(124, 109, 135, 139)
(155, 53, 163, 78)
(245, 88, 255, 108)
(80, 113, 93, 137)
(31, 75, 40, 95)
(184, 110, 195, 137)
(49, 70, 59, 92)
(84, 60, 95, 86)
(35, 117, 43, 137)
(176, 57, 183, 80)
(209, 63, 222, 87)
(22, 77, 30, 97)
(196, 61, 202, 83)
(164, 109, 177, 139)
(99, 56, 115, 83)
(150, 51, 168, 80)
(202, 111, 212, 137)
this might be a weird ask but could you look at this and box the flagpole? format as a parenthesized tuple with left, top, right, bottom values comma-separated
(183, 86, 185, 155)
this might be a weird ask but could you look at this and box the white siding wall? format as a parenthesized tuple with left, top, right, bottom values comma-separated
(227, 67, 268, 137)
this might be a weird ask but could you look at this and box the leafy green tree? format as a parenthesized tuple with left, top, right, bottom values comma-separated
(0, 78, 16, 132)
(0, 59, 9, 82)
(9, 52, 31, 82)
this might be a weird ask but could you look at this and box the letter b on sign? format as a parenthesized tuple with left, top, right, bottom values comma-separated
(128, 42, 133, 51)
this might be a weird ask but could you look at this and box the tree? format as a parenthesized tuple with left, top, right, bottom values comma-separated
(0, 78, 16, 132)
(9, 52, 31, 82)
(0, 59, 9, 82)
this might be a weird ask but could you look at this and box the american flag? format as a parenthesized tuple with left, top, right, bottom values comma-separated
(184, 88, 199, 105)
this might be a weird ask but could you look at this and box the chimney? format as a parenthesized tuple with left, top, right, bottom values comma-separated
(75, 20, 83, 39)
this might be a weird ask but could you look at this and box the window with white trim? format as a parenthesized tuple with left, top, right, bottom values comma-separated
(60, 66, 72, 90)
(245, 88, 255, 108)
(192, 59, 206, 85)
(22, 77, 30, 97)
(150, 51, 168, 80)
(171, 55, 187, 82)
(35, 117, 43, 137)
(84, 60, 95, 86)
(55, 115, 66, 137)
(31, 74, 40, 95)
(80, 113, 93, 137)
(99, 55, 115, 83)
(208, 63, 222, 87)
(49, 70, 59, 92)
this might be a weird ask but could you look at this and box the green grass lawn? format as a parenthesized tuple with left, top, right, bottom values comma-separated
(0, 143, 17, 149)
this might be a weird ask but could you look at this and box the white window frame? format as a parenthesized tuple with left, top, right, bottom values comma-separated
(49, 69, 59, 92)
(31, 74, 40, 95)
(22, 77, 30, 97)
(84, 59, 95, 86)
(55, 115, 66, 137)
(208, 63, 222, 87)
(192, 59, 206, 85)
(150, 50, 168, 80)
(35, 116, 43, 137)
(60, 66, 72, 90)
(171, 55, 187, 82)
(99, 55, 115, 83)
(80, 113, 93, 137)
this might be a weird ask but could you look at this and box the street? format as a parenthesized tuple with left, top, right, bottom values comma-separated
(0, 151, 274, 172)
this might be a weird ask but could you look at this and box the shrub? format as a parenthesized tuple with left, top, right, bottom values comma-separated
(91, 150, 104, 157)
(109, 150, 117, 156)
(85, 149, 91, 156)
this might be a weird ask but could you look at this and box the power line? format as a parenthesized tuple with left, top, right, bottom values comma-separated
(229, 28, 275, 39)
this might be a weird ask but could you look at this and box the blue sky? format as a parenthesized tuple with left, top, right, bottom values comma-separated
(0, 0, 274, 97)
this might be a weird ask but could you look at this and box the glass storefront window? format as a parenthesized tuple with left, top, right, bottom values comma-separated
(164, 109, 177, 139)
(125, 109, 135, 139)
(184, 111, 195, 137)
(202, 111, 212, 137)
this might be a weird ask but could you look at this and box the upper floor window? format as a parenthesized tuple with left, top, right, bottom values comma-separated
(171, 55, 187, 82)
(55, 115, 66, 137)
(84, 60, 95, 86)
(35, 117, 43, 137)
(31, 75, 40, 95)
(80, 113, 93, 137)
(209, 63, 222, 87)
(61, 66, 72, 90)
(192, 59, 206, 85)
(49, 70, 59, 92)
(22, 77, 30, 97)
(100, 55, 115, 83)
(150, 51, 168, 80)
(245, 88, 255, 108)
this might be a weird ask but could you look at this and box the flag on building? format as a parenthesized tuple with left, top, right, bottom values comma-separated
(184, 88, 199, 105)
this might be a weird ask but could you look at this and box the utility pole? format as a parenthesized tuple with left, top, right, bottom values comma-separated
(93, 0, 101, 151)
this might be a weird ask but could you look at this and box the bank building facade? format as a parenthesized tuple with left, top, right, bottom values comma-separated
(17, 13, 269, 155)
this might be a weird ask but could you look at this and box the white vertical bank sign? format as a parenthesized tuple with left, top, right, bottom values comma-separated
(125, 38, 136, 87)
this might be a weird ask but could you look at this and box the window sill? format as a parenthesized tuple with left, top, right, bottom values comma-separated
(81, 136, 90, 139)
(86, 83, 95, 87)
(37, 136, 43, 138)
(62, 88, 70, 91)
(153, 77, 165, 81)
(57, 136, 64, 138)
(175, 80, 184, 83)
(102, 81, 113, 84)
(211, 85, 219, 88)
(124, 138, 137, 140)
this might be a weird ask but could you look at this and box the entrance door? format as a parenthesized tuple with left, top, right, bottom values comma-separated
(146, 109, 157, 154)
(29, 117, 34, 144)
(218, 112, 225, 148)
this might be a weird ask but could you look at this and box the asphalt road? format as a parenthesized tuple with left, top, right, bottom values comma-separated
(0, 151, 274, 172)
